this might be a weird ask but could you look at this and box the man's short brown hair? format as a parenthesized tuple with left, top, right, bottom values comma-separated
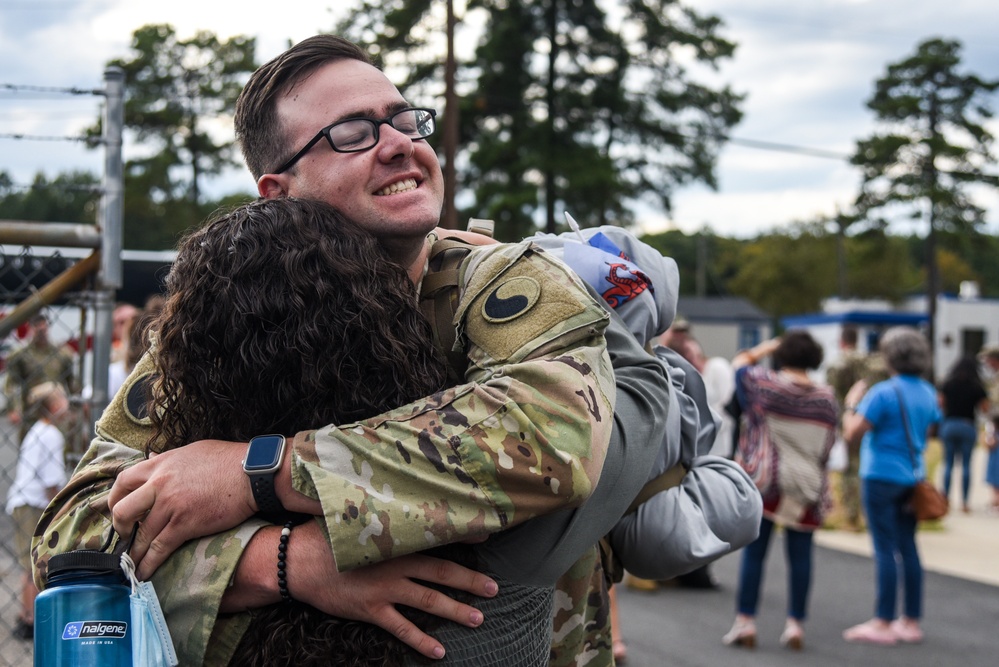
(234, 35, 372, 180)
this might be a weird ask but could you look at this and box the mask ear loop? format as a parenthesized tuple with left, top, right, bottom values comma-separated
(123, 522, 140, 555)
(98, 521, 141, 556)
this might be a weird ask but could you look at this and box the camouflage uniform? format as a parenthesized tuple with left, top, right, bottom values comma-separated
(5, 339, 77, 418)
(826, 349, 888, 527)
(5, 339, 80, 449)
(34, 238, 624, 665)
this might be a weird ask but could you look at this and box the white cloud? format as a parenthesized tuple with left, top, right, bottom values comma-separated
(1, 0, 996, 238)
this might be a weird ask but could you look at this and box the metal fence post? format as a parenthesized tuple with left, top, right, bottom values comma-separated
(90, 66, 125, 430)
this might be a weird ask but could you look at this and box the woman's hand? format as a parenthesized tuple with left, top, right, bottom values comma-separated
(265, 521, 499, 660)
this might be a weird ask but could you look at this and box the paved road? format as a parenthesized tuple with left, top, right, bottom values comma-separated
(615, 544, 997, 666)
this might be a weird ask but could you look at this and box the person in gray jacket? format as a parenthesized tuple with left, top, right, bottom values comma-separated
(529, 224, 762, 583)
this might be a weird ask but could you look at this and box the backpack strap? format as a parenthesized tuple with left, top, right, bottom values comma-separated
(419, 237, 477, 384)
(625, 463, 688, 515)
(599, 462, 689, 585)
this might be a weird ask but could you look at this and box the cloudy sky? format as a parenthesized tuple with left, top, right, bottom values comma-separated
(1, 0, 996, 239)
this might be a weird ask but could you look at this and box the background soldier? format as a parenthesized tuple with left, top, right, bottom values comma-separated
(826, 325, 887, 530)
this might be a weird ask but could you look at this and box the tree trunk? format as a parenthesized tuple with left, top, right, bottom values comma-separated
(544, 0, 558, 233)
(442, 0, 459, 230)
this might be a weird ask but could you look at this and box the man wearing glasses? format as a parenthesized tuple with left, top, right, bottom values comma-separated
(34, 35, 699, 666)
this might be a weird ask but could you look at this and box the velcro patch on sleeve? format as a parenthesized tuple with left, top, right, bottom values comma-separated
(481, 276, 541, 322)
(465, 254, 587, 363)
(95, 350, 158, 446)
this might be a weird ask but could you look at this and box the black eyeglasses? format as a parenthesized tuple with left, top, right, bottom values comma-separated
(273, 107, 437, 174)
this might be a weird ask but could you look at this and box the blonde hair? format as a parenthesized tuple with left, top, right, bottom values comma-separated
(26, 381, 66, 421)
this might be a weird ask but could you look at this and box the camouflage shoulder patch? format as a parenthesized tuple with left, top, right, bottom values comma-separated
(465, 252, 588, 363)
(456, 243, 606, 366)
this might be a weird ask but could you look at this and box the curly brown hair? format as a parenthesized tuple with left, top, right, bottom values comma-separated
(150, 196, 447, 450)
(148, 197, 452, 666)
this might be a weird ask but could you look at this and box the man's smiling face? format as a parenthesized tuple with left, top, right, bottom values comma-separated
(263, 59, 445, 257)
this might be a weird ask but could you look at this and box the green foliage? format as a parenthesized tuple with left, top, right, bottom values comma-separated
(639, 229, 742, 297)
(84, 24, 258, 249)
(97, 25, 257, 204)
(851, 37, 998, 346)
(934, 248, 978, 294)
(336, 0, 743, 240)
(899, 229, 994, 296)
(636, 222, 926, 320)
(844, 230, 921, 301)
(725, 222, 838, 317)
(639, 230, 701, 294)
(852, 38, 998, 232)
(0, 171, 100, 223)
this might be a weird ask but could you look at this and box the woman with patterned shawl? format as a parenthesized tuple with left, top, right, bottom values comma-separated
(721, 331, 838, 652)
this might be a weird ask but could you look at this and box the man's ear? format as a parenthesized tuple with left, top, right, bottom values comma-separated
(257, 174, 289, 199)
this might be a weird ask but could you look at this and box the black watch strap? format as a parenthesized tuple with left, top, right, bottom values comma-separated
(250, 473, 284, 520)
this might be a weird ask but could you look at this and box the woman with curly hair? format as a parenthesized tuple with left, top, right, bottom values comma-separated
(150, 198, 448, 453)
(146, 197, 552, 666)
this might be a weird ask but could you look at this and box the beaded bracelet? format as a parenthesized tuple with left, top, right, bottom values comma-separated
(278, 521, 293, 602)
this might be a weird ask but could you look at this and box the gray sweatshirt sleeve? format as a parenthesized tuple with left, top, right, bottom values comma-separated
(608, 455, 762, 579)
(607, 344, 762, 579)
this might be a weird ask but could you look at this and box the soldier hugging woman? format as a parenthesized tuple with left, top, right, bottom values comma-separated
(145, 198, 532, 666)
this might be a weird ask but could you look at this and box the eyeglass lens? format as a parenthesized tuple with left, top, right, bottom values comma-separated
(328, 108, 435, 152)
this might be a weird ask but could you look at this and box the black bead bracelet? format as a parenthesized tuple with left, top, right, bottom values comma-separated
(278, 521, 293, 602)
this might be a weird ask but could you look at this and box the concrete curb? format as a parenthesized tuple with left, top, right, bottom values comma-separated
(816, 446, 999, 587)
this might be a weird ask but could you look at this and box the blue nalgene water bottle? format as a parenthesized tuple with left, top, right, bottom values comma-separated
(34, 550, 132, 666)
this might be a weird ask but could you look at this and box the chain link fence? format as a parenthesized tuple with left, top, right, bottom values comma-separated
(0, 243, 105, 665)
(0, 67, 123, 663)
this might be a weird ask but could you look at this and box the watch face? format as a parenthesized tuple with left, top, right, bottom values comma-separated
(244, 435, 285, 471)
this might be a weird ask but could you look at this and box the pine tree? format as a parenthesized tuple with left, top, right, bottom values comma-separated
(851, 38, 998, 356)
(337, 0, 742, 240)
(84, 25, 257, 248)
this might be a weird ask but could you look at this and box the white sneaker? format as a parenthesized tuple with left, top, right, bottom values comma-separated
(722, 618, 756, 648)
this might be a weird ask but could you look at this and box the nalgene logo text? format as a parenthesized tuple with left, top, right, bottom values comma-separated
(62, 621, 128, 640)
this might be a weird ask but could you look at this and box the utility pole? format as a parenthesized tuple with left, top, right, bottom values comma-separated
(544, 0, 559, 233)
(925, 91, 941, 381)
(696, 230, 707, 298)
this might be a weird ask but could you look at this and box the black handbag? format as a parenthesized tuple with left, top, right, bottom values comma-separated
(893, 382, 949, 521)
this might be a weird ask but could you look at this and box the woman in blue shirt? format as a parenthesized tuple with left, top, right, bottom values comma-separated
(841, 327, 941, 646)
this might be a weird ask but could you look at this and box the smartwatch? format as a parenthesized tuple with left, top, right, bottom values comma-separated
(243, 434, 287, 520)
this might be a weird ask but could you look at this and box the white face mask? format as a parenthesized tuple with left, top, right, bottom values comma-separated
(121, 554, 178, 667)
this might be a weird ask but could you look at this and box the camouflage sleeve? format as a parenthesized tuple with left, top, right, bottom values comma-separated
(5, 349, 23, 414)
(549, 544, 613, 667)
(31, 351, 260, 666)
(290, 241, 617, 570)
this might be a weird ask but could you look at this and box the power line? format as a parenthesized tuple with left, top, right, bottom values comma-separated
(711, 132, 998, 182)
(0, 132, 94, 143)
(720, 134, 852, 161)
(1, 83, 103, 96)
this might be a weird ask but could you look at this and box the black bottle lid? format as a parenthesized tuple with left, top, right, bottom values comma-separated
(47, 550, 124, 579)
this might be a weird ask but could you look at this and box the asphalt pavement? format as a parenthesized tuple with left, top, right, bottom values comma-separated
(2, 419, 996, 666)
(614, 446, 999, 666)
